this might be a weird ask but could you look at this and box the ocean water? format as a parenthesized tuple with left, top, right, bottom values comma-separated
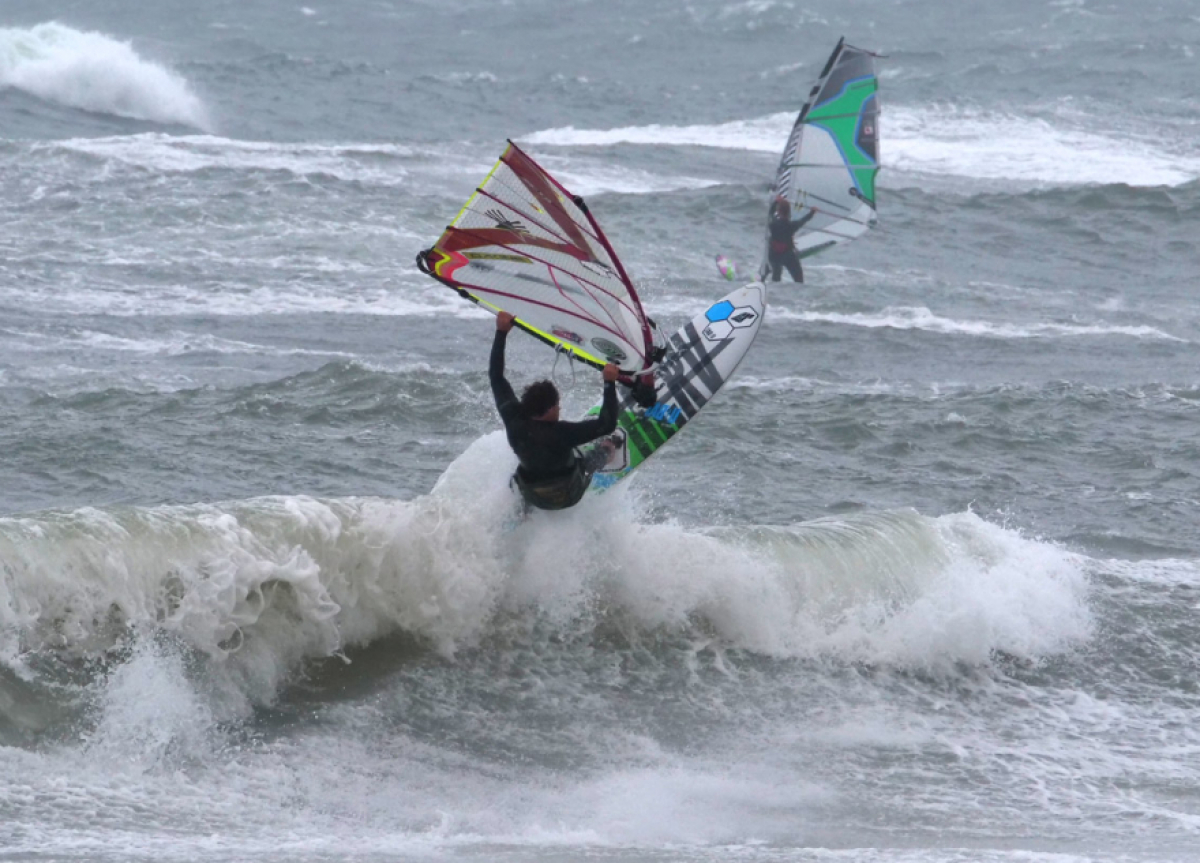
(1, 1, 1198, 861)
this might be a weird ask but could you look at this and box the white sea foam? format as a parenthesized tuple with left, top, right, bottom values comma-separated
(771, 305, 1187, 341)
(887, 105, 1200, 187)
(524, 105, 1200, 188)
(522, 113, 789, 151)
(730, 375, 931, 397)
(548, 161, 721, 196)
(83, 638, 218, 771)
(429, 70, 499, 84)
(0, 433, 1092, 702)
(605, 508, 1092, 666)
(0, 22, 211, 130)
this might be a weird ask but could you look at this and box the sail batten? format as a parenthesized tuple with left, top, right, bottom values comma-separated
(418, 141, 655, 373)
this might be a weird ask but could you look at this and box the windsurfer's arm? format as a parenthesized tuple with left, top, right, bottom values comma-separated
(789, 211, 816, 236)
(556, 365, 619, 447)
(490, 314, 519, 421)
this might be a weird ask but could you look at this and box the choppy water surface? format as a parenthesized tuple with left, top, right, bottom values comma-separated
(1, 1, 1198, 861)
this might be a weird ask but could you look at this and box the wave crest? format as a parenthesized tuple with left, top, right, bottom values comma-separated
(0, 22, 211, 129)
(0, 432, 1093, 732)
(524, 106, 1200, 189)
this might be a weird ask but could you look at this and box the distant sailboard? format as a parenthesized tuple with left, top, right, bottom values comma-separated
(417, 141, 657, 375)
(759, 37, 881, 280)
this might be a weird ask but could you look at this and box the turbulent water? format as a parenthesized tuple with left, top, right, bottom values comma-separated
(1, 1, 1198, 861)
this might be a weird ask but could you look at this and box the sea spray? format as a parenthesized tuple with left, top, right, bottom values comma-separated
(0, 482, 1092, 725)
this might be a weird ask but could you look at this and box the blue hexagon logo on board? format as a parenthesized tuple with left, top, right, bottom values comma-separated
(706, 300, 734, 322)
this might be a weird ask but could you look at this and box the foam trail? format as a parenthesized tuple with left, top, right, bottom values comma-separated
(43, 134, 413, 181)
(0, 22, 211, 129)
(771, 306, 1186, 341)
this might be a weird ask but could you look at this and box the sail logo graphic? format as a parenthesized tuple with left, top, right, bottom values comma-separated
(590, 337, 628, 364)
(702, 301, 756, 341)
(485, 208, 529, 234)
(579, 259, 616, 279)
(552, 326, 583, 344)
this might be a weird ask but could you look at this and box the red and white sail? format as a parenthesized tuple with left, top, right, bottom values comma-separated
(418, 141, 655, 374)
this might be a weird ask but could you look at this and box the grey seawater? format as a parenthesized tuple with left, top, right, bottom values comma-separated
(1, 1, 1199, 861)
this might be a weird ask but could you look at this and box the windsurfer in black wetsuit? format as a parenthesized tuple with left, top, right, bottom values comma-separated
(490, 311, 620, 511)
(767, 197, 813, 283)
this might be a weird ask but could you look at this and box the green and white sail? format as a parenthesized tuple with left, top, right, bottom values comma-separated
(759, 38, 880, 278)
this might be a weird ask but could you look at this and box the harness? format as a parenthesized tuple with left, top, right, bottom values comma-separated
(512, 460, 591, 511)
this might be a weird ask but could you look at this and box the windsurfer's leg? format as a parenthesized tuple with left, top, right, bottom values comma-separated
(785, 253, 803, 283)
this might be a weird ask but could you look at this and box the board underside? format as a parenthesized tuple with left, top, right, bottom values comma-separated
(582, 283, 766, 493)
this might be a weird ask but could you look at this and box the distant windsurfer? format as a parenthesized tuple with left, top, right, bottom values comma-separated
(767, 197, 812, 283)
(491, 311, 619, 510)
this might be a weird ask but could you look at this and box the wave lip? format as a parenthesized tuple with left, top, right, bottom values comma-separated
(0, 22, 211, 130)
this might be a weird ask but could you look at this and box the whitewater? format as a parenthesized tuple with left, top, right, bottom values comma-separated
(2, 1, 1200, 861)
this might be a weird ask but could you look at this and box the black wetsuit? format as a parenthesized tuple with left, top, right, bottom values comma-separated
(767, 210, 814, 283)
(490, 329, 619, 510)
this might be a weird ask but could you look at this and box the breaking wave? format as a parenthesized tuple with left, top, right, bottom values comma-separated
(0, 22, 211, 129)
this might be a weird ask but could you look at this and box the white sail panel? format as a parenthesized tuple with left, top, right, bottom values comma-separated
(760, 38, 881, 277)
(418, 142, 654, 373)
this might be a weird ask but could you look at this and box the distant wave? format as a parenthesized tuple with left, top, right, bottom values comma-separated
(1, 326, 359, 360)
(524, 106, 1200, 189)
(0, 22, 211, 129)
(772, 306, 1187, 341)
(885, 107, 1200, 189)
(0, 275, 482, 319)
(27, 134, 715, 197)
(963, 179, 1200, 214)
(42, 134, 414, 182)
